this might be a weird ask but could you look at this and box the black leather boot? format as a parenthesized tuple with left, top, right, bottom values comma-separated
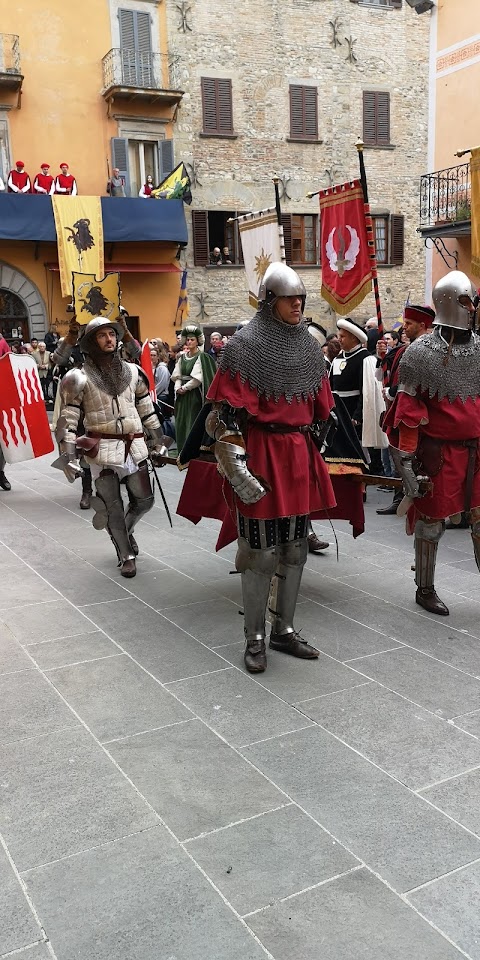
(244, 636, 267, 673)
(0, 472, 11, 491)
(415, 587, 449, 616)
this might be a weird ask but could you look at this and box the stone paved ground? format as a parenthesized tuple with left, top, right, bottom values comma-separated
(1, 455, 480, 959)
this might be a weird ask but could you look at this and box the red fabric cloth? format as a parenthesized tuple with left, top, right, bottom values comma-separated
(177, 460, 364, 550)
(206, 370, 336, 519)
(385, 390, 480, 523)
(8, 170, 30, 192)
(55, 174, 76, 194)
(33, 173, 54, 194)
(0, 337, 11, 358)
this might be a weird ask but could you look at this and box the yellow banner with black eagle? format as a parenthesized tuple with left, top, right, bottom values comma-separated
(52, 196, 104, 297)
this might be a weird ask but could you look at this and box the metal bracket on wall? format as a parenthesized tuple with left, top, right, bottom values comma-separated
(424, 237, 458, 270)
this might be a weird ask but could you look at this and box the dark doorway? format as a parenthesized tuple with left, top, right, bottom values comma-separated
(0, 289, 29, 344)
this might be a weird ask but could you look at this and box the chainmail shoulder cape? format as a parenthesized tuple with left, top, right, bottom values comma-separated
(219, 304, 327, 402)
(84, 355, 133, 398)
(398, 328, 480, 403)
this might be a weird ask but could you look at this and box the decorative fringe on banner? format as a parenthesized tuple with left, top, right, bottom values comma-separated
(471, 148, 480, 279)
(52, 196, 104, 298)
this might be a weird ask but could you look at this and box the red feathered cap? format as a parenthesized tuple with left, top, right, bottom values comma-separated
(404, 304, 435, 328)
(60, 162, 69, 168)
(15, 160, 25, 168)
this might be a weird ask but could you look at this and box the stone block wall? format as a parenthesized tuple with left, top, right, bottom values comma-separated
(167, 0, 430, 332)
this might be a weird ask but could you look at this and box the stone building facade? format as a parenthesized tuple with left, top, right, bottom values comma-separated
(166, 0, 431, 332)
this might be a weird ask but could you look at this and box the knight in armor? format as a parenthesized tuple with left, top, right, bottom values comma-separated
(57, 318, 167, 577)
(205, 263, 336, 673)
(384, 271, 480, 615)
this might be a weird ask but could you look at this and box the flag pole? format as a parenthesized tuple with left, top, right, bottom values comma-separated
(272, 176, 286, 263)
(356, 139, 383, 335)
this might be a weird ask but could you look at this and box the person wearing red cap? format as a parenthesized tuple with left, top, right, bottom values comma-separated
(33, 163, 55, 195)
(55, 163, 77, 196)
(7, 161, 31, 194)
(376, 305, 435, 516)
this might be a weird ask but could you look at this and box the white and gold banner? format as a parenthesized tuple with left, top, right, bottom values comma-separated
(238, 209, 283, 307)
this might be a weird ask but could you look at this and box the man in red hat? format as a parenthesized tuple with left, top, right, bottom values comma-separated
(55, 163, 77, 196)
(33, 163, 55, 195)
(7, 161, 31, 194)
(376, 305, 435, 516)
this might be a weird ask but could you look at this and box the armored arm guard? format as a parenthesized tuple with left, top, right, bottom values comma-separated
(205, 404, 267, 505)
(135, 368, 169, 459)
(390, 446, 426, 499)
(59, 368, 86, 440)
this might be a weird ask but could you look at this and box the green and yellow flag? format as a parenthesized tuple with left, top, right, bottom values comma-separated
(151, 163, 192, 204)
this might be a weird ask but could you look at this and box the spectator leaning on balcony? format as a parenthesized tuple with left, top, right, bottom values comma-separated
(55, 163, 77, 196)
(139, 175, 154, 198)
(107, 168, 126, 197)
(33, 163, 55, 196)
(7, 161, 31, 194)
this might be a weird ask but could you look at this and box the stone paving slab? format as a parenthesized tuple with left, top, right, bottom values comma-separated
(3, 460, 480, 957)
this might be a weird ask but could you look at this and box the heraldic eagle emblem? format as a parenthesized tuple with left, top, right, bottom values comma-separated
(326, 225, 360, 277)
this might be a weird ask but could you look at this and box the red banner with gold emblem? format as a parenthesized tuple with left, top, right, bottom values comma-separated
(319, 180, 373, 315)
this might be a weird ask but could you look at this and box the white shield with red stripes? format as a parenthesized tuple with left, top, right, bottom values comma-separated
(0, 354, 54, 462)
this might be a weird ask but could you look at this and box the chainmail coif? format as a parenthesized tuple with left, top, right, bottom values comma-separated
(399, 327, 480, 403)
(83, 353, 132, 398)
(219, 303, 327, 402)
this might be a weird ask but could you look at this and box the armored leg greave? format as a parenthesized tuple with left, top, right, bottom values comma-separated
(94, 469, 135, 564)
(270, 538, 308, 636)
(469, 506, 480, 572)
(236, 537, 278, 643)
(124, 461, 154, 534)
(414, 517, 444, 589)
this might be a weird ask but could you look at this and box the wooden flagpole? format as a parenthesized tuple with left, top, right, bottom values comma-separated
(356, 139, 384, 335)
(272, 176, 286, 263)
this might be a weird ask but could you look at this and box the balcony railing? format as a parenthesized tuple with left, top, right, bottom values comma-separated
(102, 48, 182, 101)
(419, 162, 471, 232)
(0, 34, 22, 85)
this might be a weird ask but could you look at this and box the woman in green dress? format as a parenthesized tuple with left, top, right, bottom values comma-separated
(171, 324, 216, 455)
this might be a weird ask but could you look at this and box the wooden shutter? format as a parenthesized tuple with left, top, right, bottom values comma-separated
(192, 211, 209, 265)
(159, 140, 174, 181)
(289, 85, 318, 139)
(119, 8, 152, 86)
(390, 215, 404, 265)
(280, 214, 292, 263)
(111, 137, 130, 196)
(363, 91, 390, 146)
(201, 78, 233, 134)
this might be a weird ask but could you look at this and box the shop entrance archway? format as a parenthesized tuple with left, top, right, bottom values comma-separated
(0, 262, 47, 344)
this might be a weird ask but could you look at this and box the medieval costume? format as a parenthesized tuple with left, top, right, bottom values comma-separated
(204, 263, 336, 673)
(330, 319, 368, 427)
(139, 176, 154, 198)
(33, 164, 55, 195)
(172, 325, 216, 455)
(55, 164, 77, 196)
(384, 271, 480, 615)
(7, 162, 30, 194)
(57, 318, 167, 577)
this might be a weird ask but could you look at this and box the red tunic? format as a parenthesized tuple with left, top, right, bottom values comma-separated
(33, 173, 54, 195)
(55, 174, 77, 195)
(7, 170, 30, 193)
(206, 370, 336, 520)
(384, 390, 480, 524)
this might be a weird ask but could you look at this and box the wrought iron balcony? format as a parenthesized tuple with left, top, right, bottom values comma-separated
(101, 49, 183, 111)
(0, 34, 22, 102)
(419, 162, 471, 237)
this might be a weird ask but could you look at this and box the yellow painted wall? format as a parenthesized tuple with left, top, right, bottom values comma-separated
(436, 0, 479, 51)
(0, 1, 183, 344)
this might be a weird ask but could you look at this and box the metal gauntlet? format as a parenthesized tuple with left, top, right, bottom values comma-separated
(215, 439, 267, 504)
(148, 426, 170, 462)
(52, 416, 84, 483)
(206, 404, 267, 505)
(390, 447, 425, 499)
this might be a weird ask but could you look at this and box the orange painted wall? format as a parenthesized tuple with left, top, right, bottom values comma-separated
(0, 1, 182, 344)
(431, 2, 480, 287)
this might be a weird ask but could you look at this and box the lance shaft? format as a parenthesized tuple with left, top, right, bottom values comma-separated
(356, 140, 383, 335)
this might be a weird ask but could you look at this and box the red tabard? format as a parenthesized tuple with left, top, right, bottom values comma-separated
(384, 390, 480, 524)
(55, 174, 76, 194)
(33, 173, 54, 194)
(206, 370, 336, 519)
(8, 170, 30, 192)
